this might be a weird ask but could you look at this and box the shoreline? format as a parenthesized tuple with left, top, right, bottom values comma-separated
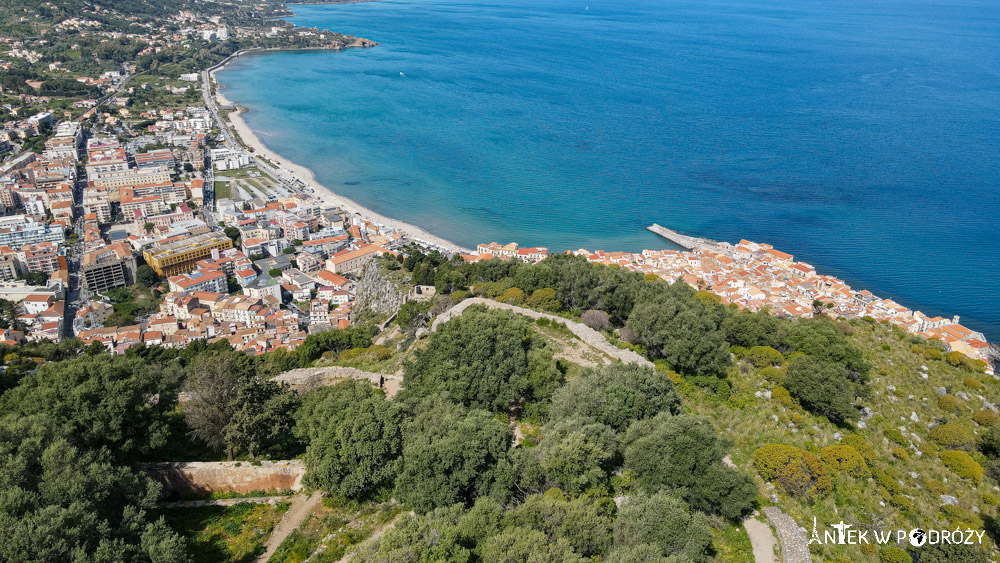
(211, 55, 470, 254)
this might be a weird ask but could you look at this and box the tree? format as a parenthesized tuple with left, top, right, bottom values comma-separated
(548, 364, 681, 432)
(297, 383, 404, 498)
(625, 282, 731, 376)
(296, 326, 371, 364)
(223, 226, 240, 243)
(225, 377, 298, 459)
(517, 418, 617, 494)
(612, 491, 713, 562)
(136, 264, 158, 287)
(622, 414, 756, 519)
(783, 355, 859, 423)
(401, 306, 561, 412)
(394, 400, 515, 513)
(502, 493, 614, 557)
(282, 247, 294, 255)
(581, 309, 611, 331)
(784, 317, 869, 381)
(268, 268, 282, 278)
(23, 271, 47, 285)
(181, 351, 255, 455)
(143, 222, 155, 233)
(183, 162, 194, 173)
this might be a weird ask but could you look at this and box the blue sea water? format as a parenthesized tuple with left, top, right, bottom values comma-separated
(218, 0, 1000, 340)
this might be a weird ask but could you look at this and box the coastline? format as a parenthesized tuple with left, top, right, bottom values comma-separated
(211, 56, 470, 254)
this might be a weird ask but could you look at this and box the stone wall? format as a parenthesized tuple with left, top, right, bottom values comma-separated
(142, 460, 305, 498)
(272, 366, 385, 390)
(431, 298, 653, 368)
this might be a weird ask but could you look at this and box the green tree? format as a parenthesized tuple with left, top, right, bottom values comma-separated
(784, 317, 869, 381)
(225, 377, 298, 459)
(625, 282, 731, 376)
(548, 364, 681, 432)
(401, 306, 561, 412)
(223, 226, 240, 243)
(395, 400, 515, 513)
(296, 326, 372, 364)
(517, 418, 617, 495)
(611, 491, 713, 562)
(502, 492, 613, 557)
(297, 383, 404, 498)
(268, 268, 282, 278)
(136, 264, 158, 287)
(622, 414, 756, 519)
(783, 355, 859, 423)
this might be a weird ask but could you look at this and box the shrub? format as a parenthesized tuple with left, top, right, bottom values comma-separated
(988, 459, 1000, 484)
(924, 348, 943, 361)
(980, 493, 998, 506)
(580, 309, 611, 331)
(919, 441, 939, 457)
(964, 377, 983, 389)
(872, 466, 902, 496)
(911, 345, 923, 354)
(879, 545, 912, 563)
(840, 435, 877, 464)
(938, 394, 962, 412)
(928, 424, 975, 450)
(761, 366, 784, 384)
(784, 356, 858, 423)
(891, 447, 910, 462)
(890, 494, 913, 511)
(945, 351, 968, 367)
(772, 386, 794, 408)
(498, 287, 525, 305)
(449, 290, 470, 304)
(939, 450, 983, 484)
(885, 428, 907, 445)
(973, 409, 999, 427)
(745, 346, 783, 368)
(924, 479, 946, 496)
(820, 445, 870, 477)
(978, 425, 1000, 456)
(752, 444, 831, 499)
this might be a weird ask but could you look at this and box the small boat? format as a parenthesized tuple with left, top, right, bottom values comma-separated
(399, 72, 406, 77)
(586, 5, 589, 9)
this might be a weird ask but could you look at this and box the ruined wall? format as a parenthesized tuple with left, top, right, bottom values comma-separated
(142, 460, 305, 497)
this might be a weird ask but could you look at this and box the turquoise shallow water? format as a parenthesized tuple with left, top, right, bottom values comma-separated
(218, 0, 1000, 340)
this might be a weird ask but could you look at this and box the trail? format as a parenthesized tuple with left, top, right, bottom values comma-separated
(256, 492, 324, 562)
(334, 511, 411, 563)
(723, 455, 779, 563)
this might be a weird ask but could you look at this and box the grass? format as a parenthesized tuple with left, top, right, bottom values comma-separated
(680, 321, 1000, 561)
(214, 180, 232, 200)
(215, 166, 260, 179)
(159, 502, 290, 563)
(268, 499, 402, 563)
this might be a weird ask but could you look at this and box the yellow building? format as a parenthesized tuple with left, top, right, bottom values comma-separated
(143, 232, 233, 277)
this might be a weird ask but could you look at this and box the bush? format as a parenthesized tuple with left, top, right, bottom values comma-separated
(937, 394, 962, 412)
(525, 288, 560, 311)
(580, 310, 611, 331)
(924, 479, 946, 496)
(761, 366, 784, 384)
(928, 423, 975, 450)
(885, 428, 907, 445)
(783, 356, 858, 423)
(891, 447, 910, 462)
(972, 409, 999, 427)
(744, 346, 783, 368)
(879, 545, 912, 563)
(772, 386, 794, 408)
(820, 445, 870, 477)
(450, 290, 470, 304)
(981, 493, 998, 506)
(752, 444, 831, 499)
(939, 450, 983, 484)
(979, 425, 1000, 456)
(840, 435, 877, 464)
(988, 459, 1000, 484)
(498, 287, 525, 305)
(964, 377, 983, 389)
(923, 348, 943, 361)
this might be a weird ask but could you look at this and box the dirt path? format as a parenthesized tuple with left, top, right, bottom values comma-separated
(256, 492, 324, 562)
(744, 515, 778, 563)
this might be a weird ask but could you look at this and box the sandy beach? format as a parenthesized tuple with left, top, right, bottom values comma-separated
(210, 62, 470, 255)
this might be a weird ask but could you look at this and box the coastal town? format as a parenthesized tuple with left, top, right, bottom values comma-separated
(0, 0, 994, 374)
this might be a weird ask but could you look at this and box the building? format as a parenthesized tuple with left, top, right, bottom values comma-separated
(167, 269, 227, 294)
(0, 255, 18, 280)
(81, 243, 137, 293)
(142, 231, 233, 277)
(0, 215, 65, 248)
(328, 244, 393, 274)
(22, 242, 62, 273)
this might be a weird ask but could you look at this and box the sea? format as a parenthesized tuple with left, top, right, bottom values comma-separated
(217, 0, 1000, 341)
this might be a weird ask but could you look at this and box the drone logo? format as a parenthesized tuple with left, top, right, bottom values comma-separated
(909, 529, 927, 547)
